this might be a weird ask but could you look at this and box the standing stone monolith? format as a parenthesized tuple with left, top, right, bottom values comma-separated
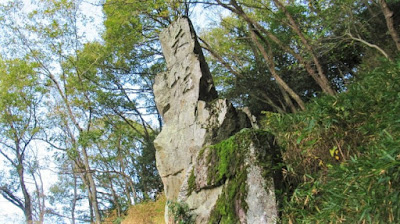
(153, 17, 279, 223)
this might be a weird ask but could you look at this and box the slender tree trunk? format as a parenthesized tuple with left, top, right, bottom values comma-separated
(71, 173, 77, 224)
(17, 157, 33, 224)
(256, 92, 286, 113)
(87, 182, 94, 223)
(272, 0, 335, 95)
(201, 36, 287, 112)
(38, 173, 45, 224)
(32, 168, 45, 224)
(81, 146, 101, 224)
(379, 0, 400, 52)
(120, 158, 137, 205)
(208, 0, 306, 110)
(110, 181, 121, 217)
(215, 0, 335, 95)
(117, 136, 136, 205)
(248, 25, 306, 110)
(7, 113, 34, 224)
(278, 85, 297, 113)
(199, 37, 243, 78)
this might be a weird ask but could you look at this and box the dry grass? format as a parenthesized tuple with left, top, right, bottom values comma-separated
(103, 194, 166, 224)
(119, 194, 166, 224)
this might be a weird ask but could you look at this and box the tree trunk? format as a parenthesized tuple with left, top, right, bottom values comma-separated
(347, 32, 391, 59)
(71, 174, 77, 224)
(81, 146, 102, 224)
(254, 92, 286, 113)
(117, 136, 136, 205)
(278, 85, 297, 113)
(110, 181, 121, 217)
(272, 0, 335, 95)
(379, 0, 400, 52)
(215, 0, 336, 96)
(17, 158, 33, 224)
(248, 25, 306, 110)
(32, 169, 45, 224)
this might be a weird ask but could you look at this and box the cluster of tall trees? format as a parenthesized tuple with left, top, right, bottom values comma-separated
(0, 0, 398, 223)
(0, 0, 166, 223)
(199, 0, 400, 114)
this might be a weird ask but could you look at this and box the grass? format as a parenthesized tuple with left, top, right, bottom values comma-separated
(102, 194, 166, 224)
(262, 58, 400, 223)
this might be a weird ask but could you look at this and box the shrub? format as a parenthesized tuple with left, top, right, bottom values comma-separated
(262, 59, 400, 222)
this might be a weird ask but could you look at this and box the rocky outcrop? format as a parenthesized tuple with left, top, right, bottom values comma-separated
(153, 17, 278, 223)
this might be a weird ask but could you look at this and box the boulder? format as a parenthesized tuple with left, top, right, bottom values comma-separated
(153, 17, 278, 223)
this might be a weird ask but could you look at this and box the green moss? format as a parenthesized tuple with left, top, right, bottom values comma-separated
(199, 128, 277, 223)
(198, 145, 207, 159)
(167, 200, 194, 224)
(206, 129, 249, 185)
(209, 168, 248, 224)
(187, 168, 196, 197)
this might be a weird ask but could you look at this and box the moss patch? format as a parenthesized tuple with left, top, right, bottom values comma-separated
(200, 128, 277, 223)
(167, 200, 194, 224)
(187, 168, 196, 197)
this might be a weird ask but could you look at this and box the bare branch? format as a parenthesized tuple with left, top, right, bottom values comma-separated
(346, 32, 391, 60)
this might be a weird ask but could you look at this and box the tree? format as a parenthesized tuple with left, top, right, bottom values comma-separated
(0, 57, 45, 224)
(195, 0, 400, 115)
(0, 0, 166, 221)
(378, 0, 400, 52)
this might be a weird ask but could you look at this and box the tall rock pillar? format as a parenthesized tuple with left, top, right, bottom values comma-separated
(153, 17, 278, 223)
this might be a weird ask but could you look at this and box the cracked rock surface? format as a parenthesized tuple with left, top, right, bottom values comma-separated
(153, 17, 277, 224)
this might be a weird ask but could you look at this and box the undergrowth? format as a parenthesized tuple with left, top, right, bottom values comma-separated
(168, 201, 194, 224)
(262, 59, 400, 223)
(103, 193, 166, 224)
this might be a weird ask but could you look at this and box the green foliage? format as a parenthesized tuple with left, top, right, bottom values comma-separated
(2, 0, 399, 222)
(204, 129, 278, 223)
(263, 59, 400, 223)
(0, 55, 45, 223)
(206, 130, 251, 224)
(0, 56, 43, 150)
(0, 57, 42, 112)
(167, 200, 194, 224)
(187, 168, 196, 197)
(202, 0, 400, 115)
(285, 133, 400, 223)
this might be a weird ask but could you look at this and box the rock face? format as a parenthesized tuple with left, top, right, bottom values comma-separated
(153, 17, 278, 223)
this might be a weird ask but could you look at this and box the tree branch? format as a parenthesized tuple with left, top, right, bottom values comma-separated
(346, 32, 391, 60)
(0, 186, 25, 211)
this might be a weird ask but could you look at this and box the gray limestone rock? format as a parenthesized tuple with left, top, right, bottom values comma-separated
(153, 17, 278, 224)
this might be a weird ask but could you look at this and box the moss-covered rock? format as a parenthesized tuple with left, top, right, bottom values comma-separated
(154, 17, 279, 224)
(189, 129, 279, 223)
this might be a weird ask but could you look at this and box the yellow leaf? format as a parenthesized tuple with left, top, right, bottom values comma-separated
(329, 146, 337, 157)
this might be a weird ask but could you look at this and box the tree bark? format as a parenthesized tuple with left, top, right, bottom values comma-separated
(17, 157, 33, 224)
(347, 32, 391, 59)
(379, 0, 400, 52)
(110, 181, 121, 217)
(272, 0, 335, 95)
(278, 85, 297, 113)
(32, 169, 45, 224)
(81, 146, 102, 224)
(71, 173, 77, 224)
(248, 25, 306, 110)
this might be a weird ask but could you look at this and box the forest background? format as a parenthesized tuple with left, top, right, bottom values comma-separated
(0, 0, 399, 223)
